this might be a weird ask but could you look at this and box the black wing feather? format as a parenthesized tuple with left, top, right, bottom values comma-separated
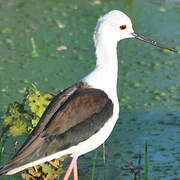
(0, 82, 113, 175)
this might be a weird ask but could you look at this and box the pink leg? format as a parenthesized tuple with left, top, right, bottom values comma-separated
(73, 157, 78, 180)
(63, 156, 78, 180)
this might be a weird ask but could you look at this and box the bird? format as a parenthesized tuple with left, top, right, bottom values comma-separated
(0, 10, 179, 180)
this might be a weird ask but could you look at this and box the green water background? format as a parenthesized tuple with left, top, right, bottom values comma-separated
(0, 0, 180, 179)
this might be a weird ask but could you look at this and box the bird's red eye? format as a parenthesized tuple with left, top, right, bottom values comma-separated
(119, 25, 127, 30)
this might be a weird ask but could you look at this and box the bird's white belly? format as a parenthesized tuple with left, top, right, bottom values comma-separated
(73, 115, 118, 156)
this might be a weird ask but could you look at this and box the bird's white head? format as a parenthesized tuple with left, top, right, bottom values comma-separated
(94, 10, 134, 45)
(94, 10, 179, 53)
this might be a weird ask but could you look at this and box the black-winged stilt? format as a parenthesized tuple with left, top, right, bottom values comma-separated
(0, 10, 179, 180)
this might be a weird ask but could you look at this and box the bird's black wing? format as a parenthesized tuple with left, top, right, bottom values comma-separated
(0, 82, 113, 175)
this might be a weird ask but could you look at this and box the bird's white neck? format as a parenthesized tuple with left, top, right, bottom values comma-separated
(96, 39, 118, 77)
(83, 37, 118, 100)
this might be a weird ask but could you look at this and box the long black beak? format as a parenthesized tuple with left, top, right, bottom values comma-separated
(131, 32, 179, 53)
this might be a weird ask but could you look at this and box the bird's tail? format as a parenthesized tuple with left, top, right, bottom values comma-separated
(0, 163, 13, 176)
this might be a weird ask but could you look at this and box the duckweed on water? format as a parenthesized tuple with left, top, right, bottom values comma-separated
(131, 82, 141, 88)
(1, 27, 12, 33)
(166, 86, 176, 92)
(138, 61, 146, 66)
(4, 38, 14, 48)
(161, 48, 171, 54)
(159, 92, 166, 97)
(120, 96, 130, 103)
(124, 105, 133, 110)
(151, 90, 167, 101)
(152, 62, 161, 69)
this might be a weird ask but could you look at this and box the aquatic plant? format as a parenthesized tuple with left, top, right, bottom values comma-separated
(31, 37, 39, 58)
(144, 142, 148, 180)
(25, 84, 53, 128)
(3, 102, 28, 137)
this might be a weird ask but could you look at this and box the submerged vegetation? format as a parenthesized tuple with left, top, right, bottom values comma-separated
(144, 142, 148, 180)
(2, 84, 53, 137)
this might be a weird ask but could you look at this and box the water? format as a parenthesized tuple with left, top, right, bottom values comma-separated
(0, 0, 179, 179)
